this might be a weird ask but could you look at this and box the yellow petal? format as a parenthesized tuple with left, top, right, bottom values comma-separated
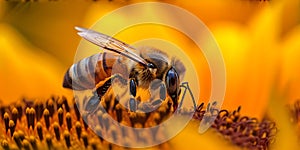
(281, 25, 300, 103)
(1, 1, 91, 65)
(0, 24, 69, 103)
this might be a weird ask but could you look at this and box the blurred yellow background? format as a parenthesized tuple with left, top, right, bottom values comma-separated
(0, 0, 299, 149)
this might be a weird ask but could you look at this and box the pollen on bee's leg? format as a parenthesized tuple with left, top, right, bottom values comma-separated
(150, 112, 162, 125)
(129, 111, 148, 127)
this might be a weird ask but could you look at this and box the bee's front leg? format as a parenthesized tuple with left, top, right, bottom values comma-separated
(129, 79, 138, 112)
(178, 82, 197, 111)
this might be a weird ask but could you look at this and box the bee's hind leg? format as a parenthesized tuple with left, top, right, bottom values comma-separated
(84, 77, 113, 113)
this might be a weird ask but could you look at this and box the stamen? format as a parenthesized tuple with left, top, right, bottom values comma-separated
(46, 134, 53, 149)
(34, 100, 44, 121)
(57, 97, 64, 110)
(9, 120, 15, 137)
(22, 139, 30, 150)
(193, 104, 277, 149)
(91, 138, 98, 150)
(66, 112, 72, 131)
(29, 136, 37, 150)
(64, 130, 71, 148)
(16, 101, 23, 120)
(82, 111, 89, 130)
(0, 95, 278, 149)
(43, 109, 50, 129)
(46, 99, 55, 117)
(82, 132, 88, 148)
(73, 99, 81, 121)
(288, 100, 300, 141)
(62, 96, 70, 112)
(37, 122, 43, 141)
(12, 108, 18, 125)
(13, 132, 22, 149)
(58, 108, 64, 127)
(1, 139, 9, 150)
(75, 121, 82, 139)
(18, 130, 25, 141)
(53, 122, 61, 141)
(4, 112, 9, 133)
(29, 108, 36, 129)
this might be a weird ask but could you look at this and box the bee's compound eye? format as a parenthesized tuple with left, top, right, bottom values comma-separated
(147, 63, 155, 69)
(165, 68, 179, 95)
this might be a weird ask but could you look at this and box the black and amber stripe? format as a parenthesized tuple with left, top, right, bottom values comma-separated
(63, 52, 119, 90)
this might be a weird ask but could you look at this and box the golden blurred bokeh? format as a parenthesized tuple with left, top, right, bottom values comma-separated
(0, 0, 300, 149)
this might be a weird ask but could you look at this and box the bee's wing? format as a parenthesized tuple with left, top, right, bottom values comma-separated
(75, 27, 148, 66)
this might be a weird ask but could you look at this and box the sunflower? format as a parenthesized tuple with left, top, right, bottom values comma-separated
(0, 0, 300, 149)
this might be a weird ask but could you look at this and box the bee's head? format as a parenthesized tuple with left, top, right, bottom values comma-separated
(146, 62, 157, 76)
(145, 58, 186, 111)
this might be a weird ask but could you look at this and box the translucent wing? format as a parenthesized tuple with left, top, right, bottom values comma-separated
(75, 27, 147, 66)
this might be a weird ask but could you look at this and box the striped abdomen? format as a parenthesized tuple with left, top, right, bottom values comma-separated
(63, 52, 119, 90)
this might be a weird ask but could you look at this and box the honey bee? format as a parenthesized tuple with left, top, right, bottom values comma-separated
(63, 27, 196, 114)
